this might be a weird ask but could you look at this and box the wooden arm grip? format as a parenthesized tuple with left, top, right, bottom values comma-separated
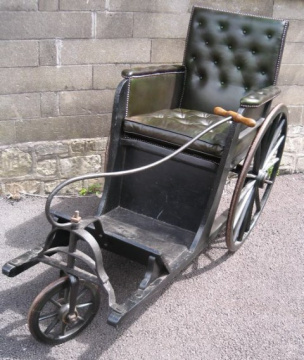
(214, 107, 256, 127)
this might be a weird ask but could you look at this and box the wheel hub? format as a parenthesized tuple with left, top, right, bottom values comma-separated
(58, 303, 79, 324)
(257, 170, 268, 188)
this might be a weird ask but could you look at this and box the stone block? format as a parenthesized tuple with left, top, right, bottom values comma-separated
(59, 90, 115, 116)
(41, 92, 59, 117)
(274, 0, 304, 20)
(0, 66, 92, 95)
(59, 155, 102, 177)
(39, 40, 57, 66)
(60, 0, 105, 10)
(61, 39, 151, 64)
(275, 86, 304, 106)
(286, 20, 304, 43)
(0, 121, 16, 146)
(93, 64, 129, 89)
(86, 137, 108, 152)
(284, 136, 303, 153)
(37, 159, 57, 176)
(44, 180, 61, 194)
(0, 94, 40, 120)
(5, 181, 42, 195)
(189, 0, 273, 16)
(0, 41, 38, 68)
(96, 13, 133, 38)
(278, 65, 304, 86)
(0, 12, 92, 40)
(15, 114, 111, 143)
(151, 39, 185, 63)
(280, 153, 295, 172)
(0, 0, 37, 11)
(70, 140, 86, 154)
(297, 155, 304, 171)
(109, 0, 189, 13)
(35, 142, 69, 157)
(284, 106, 303, 126)
(282, 44, 304, 65)
(39, 0, 58, 11)
(0, 148, 32, 177)
(133, 13, 189, 38)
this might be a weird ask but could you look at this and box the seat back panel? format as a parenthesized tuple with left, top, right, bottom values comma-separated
(181, 7, 288, 113)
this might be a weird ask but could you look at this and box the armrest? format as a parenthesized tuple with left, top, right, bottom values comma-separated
(123, 65, 185, 117)
(240, 86, 281, 107)
(122, 65, 185, 78)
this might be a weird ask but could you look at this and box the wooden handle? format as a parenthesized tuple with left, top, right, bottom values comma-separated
(214, 107, 256, 127)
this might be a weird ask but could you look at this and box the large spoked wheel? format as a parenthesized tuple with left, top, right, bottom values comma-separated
(226, 104, 288, 252)
(28, 276, 100, 345)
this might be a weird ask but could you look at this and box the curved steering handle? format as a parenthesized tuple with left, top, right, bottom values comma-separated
(214, 107, 256, 127)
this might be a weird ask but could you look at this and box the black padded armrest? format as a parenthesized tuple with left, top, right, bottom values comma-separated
(240, 86, 281, 107)
(122, 65, 185, 78)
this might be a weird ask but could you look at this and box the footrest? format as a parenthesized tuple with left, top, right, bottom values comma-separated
(2, 245, 43, 277)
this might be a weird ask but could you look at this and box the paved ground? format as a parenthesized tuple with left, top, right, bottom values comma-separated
(0, 174, 303, 360)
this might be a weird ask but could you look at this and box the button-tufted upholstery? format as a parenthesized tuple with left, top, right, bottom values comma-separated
(125, 108, 229, 157)
(181, 7, 288, 113)
(123, 7, 288, 158)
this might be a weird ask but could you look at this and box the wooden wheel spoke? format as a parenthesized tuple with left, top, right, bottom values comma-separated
(233, 181, 255, 229)
(44, 318, 59, 335)
(253, 145, 261, 174)
(76, 301, 93, 309)
(49, 298, 62, 308)
(61, 323, 68, 336)
(265, 120, 285, 159)
(39, 311, 58, 322)
(254, 187, 261, 212)
(262, 135, 285, 171)
(76, 287, 88, 301)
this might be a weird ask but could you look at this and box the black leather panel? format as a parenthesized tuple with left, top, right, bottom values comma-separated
(240, 85, 280, 107)
(127, 72, 184, 117)
(182, 7, 288, 113)
(122, 65, 185, 78)
(124, 108, 229, 157)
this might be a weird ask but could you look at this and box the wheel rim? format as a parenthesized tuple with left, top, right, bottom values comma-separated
(28, 276, 100, 344)
(226, 105, 288, 252)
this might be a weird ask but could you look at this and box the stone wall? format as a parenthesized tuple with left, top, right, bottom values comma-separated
(0, 0, 303, 195)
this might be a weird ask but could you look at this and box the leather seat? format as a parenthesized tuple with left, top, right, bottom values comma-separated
(124, 108, 229, 157)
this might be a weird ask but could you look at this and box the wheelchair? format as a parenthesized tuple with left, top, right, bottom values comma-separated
(2, 7, 289, 344)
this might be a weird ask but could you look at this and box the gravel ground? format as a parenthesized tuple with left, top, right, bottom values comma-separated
(0, 174, 303, 360)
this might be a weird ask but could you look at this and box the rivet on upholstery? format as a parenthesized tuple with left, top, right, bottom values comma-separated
(228, 45, 232, 49)
(243, 30, 247, 34)
(198, 21, 202, 26)
(221, 81, 225, 85)
(205, 41, 209, 45)
(267, 34, 272, 39)
(261, 71, 266, 75)
(252, 50, 256, 54)
(214, 61, 218, 65)
(237, 66, 241, 70)
(244, 86, 249, 91)
(199, 76, 203, 80)
(192, 56, 196, 60)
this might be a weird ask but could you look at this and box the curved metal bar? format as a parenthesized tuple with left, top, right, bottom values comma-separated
(45, 116, 232, 228)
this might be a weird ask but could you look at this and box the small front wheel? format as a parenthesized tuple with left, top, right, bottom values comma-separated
(28, 276, 100, 345)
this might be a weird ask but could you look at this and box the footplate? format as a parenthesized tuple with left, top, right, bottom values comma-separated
(2, 245, 44, 277)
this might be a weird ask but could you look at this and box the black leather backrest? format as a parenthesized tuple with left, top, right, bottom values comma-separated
(181, 7, 288, 113)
